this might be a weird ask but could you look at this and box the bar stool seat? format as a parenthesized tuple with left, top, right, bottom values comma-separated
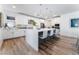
(38, 31, 48, 44)
(47, 29, 54, 40)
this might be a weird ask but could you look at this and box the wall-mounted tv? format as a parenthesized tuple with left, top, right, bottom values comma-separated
(71, 18, 79, 27)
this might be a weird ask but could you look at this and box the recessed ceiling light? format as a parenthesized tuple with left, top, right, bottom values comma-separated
(12, 5, 16, 8)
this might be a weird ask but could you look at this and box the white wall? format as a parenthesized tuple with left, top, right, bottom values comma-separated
(60, 11, 79, 38)
(50, 11, 79, 38)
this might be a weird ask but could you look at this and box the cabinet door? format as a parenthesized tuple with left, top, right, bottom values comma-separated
(15, 14, 28, 25)
(13, 29, 25, 37)
(2, 29, 13, 39)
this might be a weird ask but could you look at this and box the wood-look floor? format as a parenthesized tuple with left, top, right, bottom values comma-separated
(0, 37, 40, 55)
(0, 36, 78, 55)
(39, 37, 78, 55)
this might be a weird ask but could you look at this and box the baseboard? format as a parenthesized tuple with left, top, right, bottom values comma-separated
(60, 35, 77, 39)
(3, 36, 25, 40)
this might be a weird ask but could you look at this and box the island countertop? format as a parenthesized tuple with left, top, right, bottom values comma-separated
(38, 28, 54, 32)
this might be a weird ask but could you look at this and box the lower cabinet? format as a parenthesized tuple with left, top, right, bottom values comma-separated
(2, 29, 13, 39)
(13, 29, 25, 38)
(1, 29, 25, 40)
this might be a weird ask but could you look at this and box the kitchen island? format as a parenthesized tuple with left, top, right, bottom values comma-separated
(25, 28, 54, 51)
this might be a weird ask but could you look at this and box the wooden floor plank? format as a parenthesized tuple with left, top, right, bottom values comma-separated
(0, 36, 78, 55)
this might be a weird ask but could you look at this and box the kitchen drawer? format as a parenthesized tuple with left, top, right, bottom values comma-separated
(2, 29, 13, 39)
(13, 29, 25, 37)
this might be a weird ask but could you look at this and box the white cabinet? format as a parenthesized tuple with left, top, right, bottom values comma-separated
(2, 29, 13, 39)
(0, 28, 25, 40)
(13, 29, 25, 37)
(15, 14, 28, 25)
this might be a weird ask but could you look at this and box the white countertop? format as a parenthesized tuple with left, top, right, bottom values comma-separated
(38, 28, 54, 32)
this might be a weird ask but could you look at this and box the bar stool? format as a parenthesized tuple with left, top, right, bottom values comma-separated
(53, 28, 60, 39)
(47, 30, 51, 40)
(38, 31, 48, 44)
(47, 29, 54, 40)
(51, 29, 55, 39)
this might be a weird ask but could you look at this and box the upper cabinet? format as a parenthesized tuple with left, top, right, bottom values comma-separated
(4, 11, 28, 26)
(15, 14, 28, 25)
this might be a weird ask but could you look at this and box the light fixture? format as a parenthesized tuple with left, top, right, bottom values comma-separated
(12, 5, 16, 8)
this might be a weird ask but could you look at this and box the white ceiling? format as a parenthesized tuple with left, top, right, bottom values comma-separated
(2, 4, 79, 19)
